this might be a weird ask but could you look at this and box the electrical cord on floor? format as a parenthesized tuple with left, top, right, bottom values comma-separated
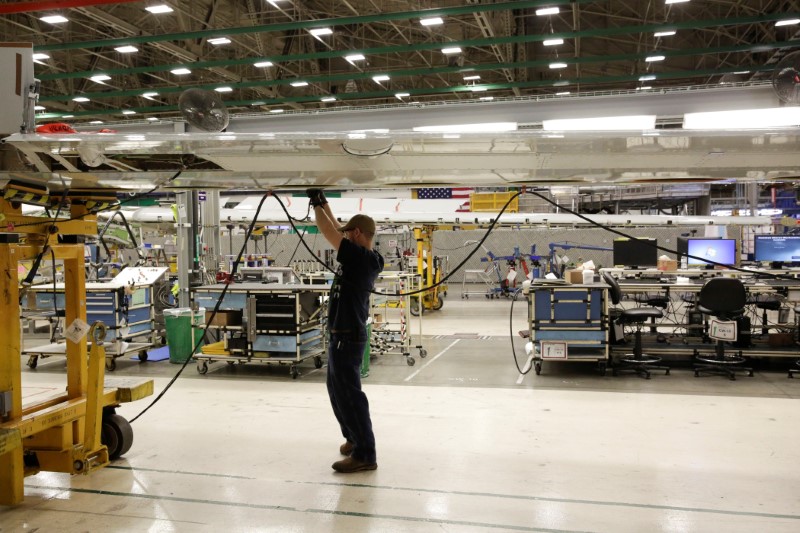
(509, 288, 533, 375)
(271, 192, 523, 299)
(525, 190, 798, 281)
(129, 191, 273, 424)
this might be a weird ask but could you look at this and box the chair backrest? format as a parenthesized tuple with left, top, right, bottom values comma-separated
(602, 271, 622, 305)
(698, 278, 747, 317)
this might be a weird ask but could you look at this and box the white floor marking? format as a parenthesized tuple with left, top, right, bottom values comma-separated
(516, 354, 535, 385)
(403, 339, 460, 382)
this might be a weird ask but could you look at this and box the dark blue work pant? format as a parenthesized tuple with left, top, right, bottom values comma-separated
(326, 333, 376, 463)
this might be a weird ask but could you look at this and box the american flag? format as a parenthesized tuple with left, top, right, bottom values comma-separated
(416, 187, 473, 199)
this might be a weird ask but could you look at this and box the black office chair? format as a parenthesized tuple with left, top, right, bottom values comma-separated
(746, 293, 782, 336)
(694, 278, 753, 380)
(603, 272, 669, 379)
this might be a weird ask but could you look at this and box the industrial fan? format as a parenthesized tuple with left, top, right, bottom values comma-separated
(178, 88, 230, 132)
(771, 50, 800, 105)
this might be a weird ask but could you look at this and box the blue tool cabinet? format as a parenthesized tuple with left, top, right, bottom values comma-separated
(526, 283, 609, 375)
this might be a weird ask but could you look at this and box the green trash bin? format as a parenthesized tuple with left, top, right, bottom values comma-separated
(361, 322, 372, 378)
(164, 307, 205, 364)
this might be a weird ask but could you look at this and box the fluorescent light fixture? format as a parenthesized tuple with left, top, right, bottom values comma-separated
(345, 54, 365, 63)
(643, 132, 660, 136)
(89, 120, 103, 124)
(115, 45, 139, 53)
(208, 37, 231, 45)
(122, 110, 136, 115)
(776, 19, 800, 27)
(171, 68, 191, 75)
(147, 117, 159, 121)
(734, 70, 751, 75)
(683, 107, 800, 129)
(270, 109, 285, 113)
(443, 134, 461, 139)
(479, 96, 494, 101)
(638, 74, 656, 81)
(413, 122, 517, 133)
(215, 87, 233, 92)
(251, 101, 266, 106)
(441, 47, 462, 54)
(309, 27, 333, 37)
(654, 30, 676, 37)
(32, 53, 50, 60)
(556, 91, 570, 95)
(290, 80, 309, 87)
(536, 7, 560, 16)
(90, 74, 111, 82)
(420, 17, 444, 26)
(542, 115, 657, 131)
(40, 15, 68, 23)
(321, 96, 337, 102)
(267, 0, 287, 6)
(395, 92, 410, 99)
(62, 115, 74, 118)
(636, 86, 653, 90)
(145, 5, 173, 14)
(463, 75, 481, 81)
(645, 55, 665, 62)
(470, 86, 488, 92)
(553, 80, 569, 87)
(549, 62, 568, 69)
(254, 61, 273, 68)
(372, 74, 390, 82)
(34, 105, 46, 110)
(543, 38, 564, 46)
(142, 91, 158, 100)
(72, 97, 90, 102)
(665, 0, 690, 4)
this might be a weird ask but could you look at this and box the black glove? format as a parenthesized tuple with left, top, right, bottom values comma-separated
(306, 188, 327, 208)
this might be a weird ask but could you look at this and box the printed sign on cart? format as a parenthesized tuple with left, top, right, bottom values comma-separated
(540, 341, 568, 359)
(709, 318, 737, 342)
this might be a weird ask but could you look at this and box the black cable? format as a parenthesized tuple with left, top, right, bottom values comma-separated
(129, 191, 272, 423)
(525, 190, 799, 282)
(271, 192, 522, 298)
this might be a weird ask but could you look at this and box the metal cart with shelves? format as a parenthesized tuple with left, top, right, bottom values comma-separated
(526, 282, 609, 375)
(192, 283, 329, 378)
(22, 267, 168, 371)
(371, 272, 427, 366)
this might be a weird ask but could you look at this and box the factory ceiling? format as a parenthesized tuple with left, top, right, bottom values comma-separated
(2, 0, 799, 124)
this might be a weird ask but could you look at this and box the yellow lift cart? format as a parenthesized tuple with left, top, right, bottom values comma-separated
(411, 225, 448, 316)
(0, 191, 154, 506)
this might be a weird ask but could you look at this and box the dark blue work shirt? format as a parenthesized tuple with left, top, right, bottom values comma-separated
(328, 238, 384, 339)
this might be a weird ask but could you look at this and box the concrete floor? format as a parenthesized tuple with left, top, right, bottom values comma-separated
(4, 292, 800, 532)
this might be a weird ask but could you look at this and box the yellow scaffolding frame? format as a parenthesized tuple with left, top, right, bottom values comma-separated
(0, 197, 153, 506)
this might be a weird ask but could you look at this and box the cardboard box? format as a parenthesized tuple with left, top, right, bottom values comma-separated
(657, 259, 678, 271)
(564, 269, 584, 284)
(205, 309, 243, 327)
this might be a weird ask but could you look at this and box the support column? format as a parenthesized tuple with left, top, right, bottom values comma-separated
(202, 190, 221, 280)
(175, 192, 198, 308)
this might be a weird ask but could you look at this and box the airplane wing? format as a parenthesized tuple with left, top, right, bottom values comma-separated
(4, 129, 800, 192)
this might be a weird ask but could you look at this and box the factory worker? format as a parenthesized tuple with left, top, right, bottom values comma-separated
(306, 189, 384, 473)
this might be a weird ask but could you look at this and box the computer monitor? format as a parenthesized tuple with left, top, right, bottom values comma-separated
(753, 235, 800, 265)
(676, 236, 719, 262)
(612, 238, 658, 268)
(685, 238, 737, 267)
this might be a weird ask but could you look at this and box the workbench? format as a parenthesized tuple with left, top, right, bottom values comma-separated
(192, 283, 329, 378)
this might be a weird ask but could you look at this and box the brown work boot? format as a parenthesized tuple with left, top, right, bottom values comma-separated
(339, 441, 354, 456)
(332, 456, 378, 473)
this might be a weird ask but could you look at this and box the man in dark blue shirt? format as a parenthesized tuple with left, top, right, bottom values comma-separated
(307, 189, 384, 473)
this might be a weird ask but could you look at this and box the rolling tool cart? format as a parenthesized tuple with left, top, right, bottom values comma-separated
(526, 282, 610, 375)
(22, 267, 168, 371)
(192, 283, 329, 378)
(370, 272, 427, 366)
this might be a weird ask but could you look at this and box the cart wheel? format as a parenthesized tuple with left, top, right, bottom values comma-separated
(227, 360, 236, 366)
(409, 298, 422, 316)
(432, 296, 444, 311)
(101, 413, 133, 460)
(534, 361, 542, 375)
(419, 348, 428, 358)
(291, 366, 299, 379)
(27, 355, 38, 369)
(198, 361, 208, 375)
(160, 336, 167, 346)
(406, 356, 416, 366)
(105, 358, 116, 372)
(138, 351, 148, 362)
(314, 356, 323, 369)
